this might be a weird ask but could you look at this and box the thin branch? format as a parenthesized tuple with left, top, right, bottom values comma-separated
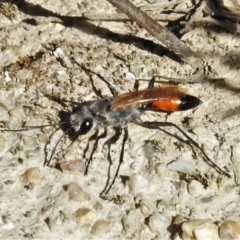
(106, 0, 201, 65)
(83, 12, 184, 22)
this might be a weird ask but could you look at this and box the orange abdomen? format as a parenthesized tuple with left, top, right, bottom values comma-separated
(149, 95, 201, 112)
(150, 98, 180, 112)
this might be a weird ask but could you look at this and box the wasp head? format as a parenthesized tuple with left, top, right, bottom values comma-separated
(69, 105, 94, 135)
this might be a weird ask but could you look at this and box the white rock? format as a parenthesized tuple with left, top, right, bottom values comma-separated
(67, 183, 90, 202)
(187, 180, 205, 195)
(182, 219, 219, 240)
(167, 158, 195, 174)
(194, 222, 219, 240)
(128, 174, 149, 194)
(53, 47, 64, 58)
(148, 213, 171, 234)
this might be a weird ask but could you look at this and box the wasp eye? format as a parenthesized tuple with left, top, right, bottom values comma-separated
(80, 118, 93, 135)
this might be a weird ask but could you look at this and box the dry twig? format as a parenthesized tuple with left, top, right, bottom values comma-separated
(106, 0, 201, 66)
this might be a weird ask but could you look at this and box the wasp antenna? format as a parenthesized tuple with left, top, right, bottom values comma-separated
(1, 123, 59, 132)
(44, 126, 73, 167)
(74, 62, 117, 96)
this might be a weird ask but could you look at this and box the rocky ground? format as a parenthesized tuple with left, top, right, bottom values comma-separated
(1, 0, 240, 239)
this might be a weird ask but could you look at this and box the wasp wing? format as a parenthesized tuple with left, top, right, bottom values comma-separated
(112, 87, 201, 112)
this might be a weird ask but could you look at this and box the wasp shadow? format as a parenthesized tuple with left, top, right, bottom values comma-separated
(58, 110, 77, 141)
(7, 0, 181, 62)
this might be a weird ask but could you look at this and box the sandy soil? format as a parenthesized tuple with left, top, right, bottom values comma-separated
(1, 0, 240, 239)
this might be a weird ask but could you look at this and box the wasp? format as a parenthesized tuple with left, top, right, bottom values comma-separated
(3, 67, 230, 195)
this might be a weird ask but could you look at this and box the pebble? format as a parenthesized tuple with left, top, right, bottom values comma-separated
(148, 213, 171, 234)
(156, 199, 169, 212)
(139, 199, 155, 216)
(156, 163, 179, 180)
(91, 220, 111, 234)
(172, 215, 186, 225)
(219, 220, 240, 240)
(8, 106, 23, 117)
(21, 167, 41, 184)
(142, 141, 155, 161)
(60, 160, 85, 174)
(128, 174, 149, 194)
(182, 219, 219, 240)
(187, 180, 205, 195)
(93, 202, 103, 212)
(38, 134, 49, 144)
(66, 183, 90, 202)
(167, 158, 195, 174)
(20, 135, 38, 148)
(122, 209, 144, 234)
(36, 183, 51, 199)
(74, 208, 96, 225)
(123, 71, 135, 80)
(0, 135, 6, 151)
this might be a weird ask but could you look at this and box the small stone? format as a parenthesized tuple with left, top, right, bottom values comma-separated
(219, 220, 240, 240)
(91, 220, 111, 234)
(167, 158, 195, 174)
(0, 135, 6, 151)
(156, 163, 179, 180)
(172, 215, 186, 225)
(93, 202, 103, 212)
(122, 209, 144, 235)
(142, 141, 155, 161)
(67, 183, 90, 202)
(2, 71, 11, 82)
(187, 180, 205, 195)
(38, 134, 49, 144)
(182, 219, 219, 240)
(129, 63, 142, 77)
(21, 167, 41, 184)
(74, 208, 96, 225)
(128, 174, 149, 194)
(194, 222, 219, 240)
(53, 47, 65, 58)
(20, 135, 37, 148)
(8, 106, 24, 117)
(60, 160, 85, 174)
(139, 199, 155, 216)
(156, 199, 169, 212)
(148, 213, 171, 234)
(36, 184, 50, 199)
(123, 71, 135, 80)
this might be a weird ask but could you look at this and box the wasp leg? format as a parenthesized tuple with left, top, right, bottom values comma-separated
(101, 127, 129, 196)
(137, 121, 230, 178)
(83, 130, 99, 158)
(147, 76, 157, 89)
(133, 77, 157, 91)
(100, 127, 123, 196)
(84, 128, 107, 175)
(44, 93, 81, 107)
(95, 73, 117, 96)
(43, 127, 62, 166)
